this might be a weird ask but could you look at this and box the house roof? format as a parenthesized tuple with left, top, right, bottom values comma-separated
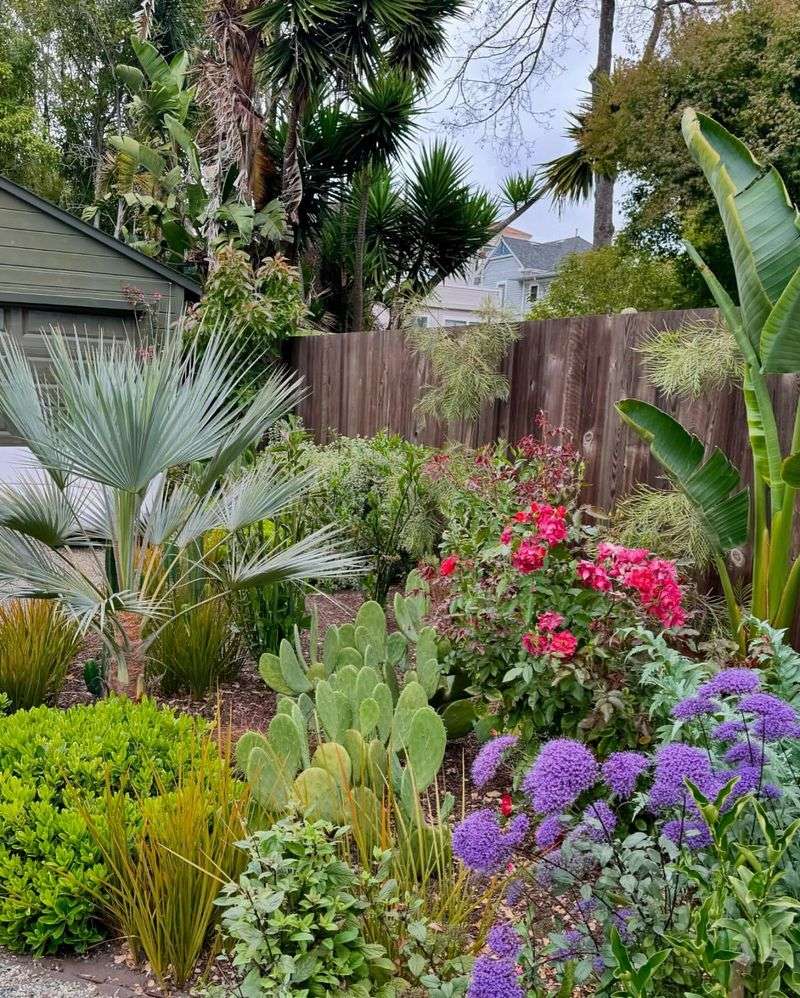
(0, 175, 202, 299)
(500, 234, 592, 273)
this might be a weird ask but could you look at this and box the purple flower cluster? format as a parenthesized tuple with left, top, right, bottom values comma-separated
(452, 809, 529, 874)
(711, 720, 745, 742)
(602, 751, 648, 799)
(522, 739, 598, 813)
(698, 668, 761, 698)
(648, 743, 715, 812)
(471, 735, 518, 788)
(672, 695, 716, 721)
(661, 817, 712, 850)
(467, 955, 524, 998)
(487, 922, 522, 959)
(739, 693, 800, 741)
(552, 929, 587, 962)
(534, 814, 565, 849)
(580, 801, 617, 842)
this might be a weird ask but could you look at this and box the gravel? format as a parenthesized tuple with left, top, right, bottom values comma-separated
(0, 957, 98, 997)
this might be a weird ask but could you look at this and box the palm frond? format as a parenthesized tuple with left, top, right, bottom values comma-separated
(215, 463, 318, 533)
(0, 477, 88, 548)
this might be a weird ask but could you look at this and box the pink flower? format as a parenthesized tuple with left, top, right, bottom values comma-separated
(522, 631, 548, 655)
(500, 527, 513, 545)
(513, 509, 533, 523)
(534, 504, 568, 545)
(547, 629, 578, 658)
(512, 539, 547, 574)
(440, 555, 459, 577)
(577, 560, 612, 591)
(537, 611, 564, 632)
(500, 793, 513, 817)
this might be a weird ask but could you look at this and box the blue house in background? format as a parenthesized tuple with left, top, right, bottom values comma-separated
(479, 232, 592, 318)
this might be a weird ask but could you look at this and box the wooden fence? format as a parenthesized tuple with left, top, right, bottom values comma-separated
(286, 308, 800, 517)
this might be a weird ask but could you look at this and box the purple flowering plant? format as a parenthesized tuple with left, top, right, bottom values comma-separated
(452, 653, 800, 995)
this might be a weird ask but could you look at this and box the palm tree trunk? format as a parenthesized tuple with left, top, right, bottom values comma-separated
(281, 85, 309, 256)
(351, 168, 371, 332)
(591, 0, 616, 247)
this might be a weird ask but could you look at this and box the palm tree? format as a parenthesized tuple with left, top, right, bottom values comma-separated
(0, 324, 360, 687)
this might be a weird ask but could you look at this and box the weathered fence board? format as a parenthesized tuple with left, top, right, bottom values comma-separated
(286, 309, 800, 517)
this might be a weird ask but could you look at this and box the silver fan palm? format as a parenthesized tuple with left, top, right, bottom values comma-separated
(0, 322, 360, 684)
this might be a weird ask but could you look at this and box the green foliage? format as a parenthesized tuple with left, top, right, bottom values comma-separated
(409, 305, 519, 425)
(0, 697, 206, 955)
(585, 0, 800, 292)
(296, 431, 442, 603)
(145, 581, 244, 698)
(211, 818, 394, 997)
(612, 486, 714, 572)
(87, 736, 247, 989)
(617, 109, 800, 646)
(638, 320, 742, 400)
(0, 599, 81, 709)
(183, 246, 309, 397)
(0, 17, 65, 201)
(528, 245, 693, 320)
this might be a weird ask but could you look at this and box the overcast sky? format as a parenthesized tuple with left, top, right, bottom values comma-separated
(418, 8, 629, 243)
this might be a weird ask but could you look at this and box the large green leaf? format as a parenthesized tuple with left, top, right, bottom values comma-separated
(682, 109, 800, 352)
(108, 135, 165, 179)
(760, 266, 800, 373)
(616, 399, 749, 551)
(130, 36, 174, 87)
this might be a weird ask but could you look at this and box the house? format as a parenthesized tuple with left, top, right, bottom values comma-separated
(479, 232, 592, 318)
(0, 174, 201, 466)
(410, 226, 591, 328)
(410, 276, 500, 329)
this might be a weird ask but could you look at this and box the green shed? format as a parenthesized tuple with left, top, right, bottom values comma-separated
(0, 176, 201, 447)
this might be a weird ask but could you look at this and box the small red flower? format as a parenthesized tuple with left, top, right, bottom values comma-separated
(537, 610, 564, 632)
(500, 793, 513, 817)
(547, 629, 578, 658)
(439, 555, 459, 577)
(500, 527, 513, 545)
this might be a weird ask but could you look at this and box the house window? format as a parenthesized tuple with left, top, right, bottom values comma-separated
(527, 283, 539, 304)
(414, 316, 429, 328)
(497, 282, 506, 305)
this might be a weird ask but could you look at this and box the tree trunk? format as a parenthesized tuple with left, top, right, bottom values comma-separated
(281, 85, 309, 258)
(350, 169, 371, 332)
(591, 0, 616, 247)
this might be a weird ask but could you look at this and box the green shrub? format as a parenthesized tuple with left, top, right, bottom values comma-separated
(146, 583, 244, 698)
(0, 600, 81, 710)
(0, 697, 206, 954)
(211, 818, 393, 996)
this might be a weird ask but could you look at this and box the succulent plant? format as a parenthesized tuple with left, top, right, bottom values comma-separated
(257, 571, 476, 738)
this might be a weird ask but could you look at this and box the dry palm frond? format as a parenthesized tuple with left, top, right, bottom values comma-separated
(612, 485, 714, 571)
(638, 319, 742, 399)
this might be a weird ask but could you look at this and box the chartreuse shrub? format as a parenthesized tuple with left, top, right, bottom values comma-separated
(0, 697, 206, 955)
(0, 599, 81, 709)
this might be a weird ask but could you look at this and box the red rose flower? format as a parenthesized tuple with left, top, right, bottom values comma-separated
(500, 793, 513, 817)
(439, 555, 459, 577)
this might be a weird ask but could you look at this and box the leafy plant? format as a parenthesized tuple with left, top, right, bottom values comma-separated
(86, 734, 247, 989)
(612, 486, 714, 572)
(210, 818, 394, 997)
(0, 598, 81, 709)
(0, 323, 360, 688)
(0, 697, 206, 954)
(409, 304, 519, 425)
(637, 319, 742, 400)
(617, 110, 800, 648)
(258, 580, 475, 738)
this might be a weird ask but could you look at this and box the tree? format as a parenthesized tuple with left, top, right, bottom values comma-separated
(0, 16, 65, 201)
(528, 244, 693, 318)
(583, 0, 800, 287)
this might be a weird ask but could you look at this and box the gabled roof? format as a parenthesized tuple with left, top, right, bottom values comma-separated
(493, 234, 592, 273)
(0, 175, 202, 299)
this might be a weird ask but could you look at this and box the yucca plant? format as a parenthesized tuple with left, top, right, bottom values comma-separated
(617, 109, 800, 649)
(0, 323, 361, 687)
(0, 599, 82, 709)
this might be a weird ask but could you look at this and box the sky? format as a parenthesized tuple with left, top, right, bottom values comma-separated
(417, 8, 629, 243)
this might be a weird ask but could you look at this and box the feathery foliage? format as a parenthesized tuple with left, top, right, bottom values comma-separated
(612, 485, 714, 571)
(409, 305, 519, 425)
(638, 319, 742, 399)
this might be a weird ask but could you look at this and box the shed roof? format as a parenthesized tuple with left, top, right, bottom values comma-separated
(0, 175, 202, 300)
